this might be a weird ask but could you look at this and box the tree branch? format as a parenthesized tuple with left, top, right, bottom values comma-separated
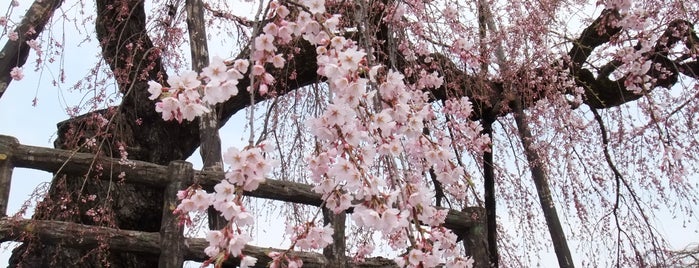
(0, 0, 63, 99)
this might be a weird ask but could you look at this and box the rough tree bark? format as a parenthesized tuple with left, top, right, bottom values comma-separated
(9, 0, 190, 266)
(7, 0, 318, 266)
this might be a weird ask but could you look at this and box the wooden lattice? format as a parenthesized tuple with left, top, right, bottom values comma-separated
(0, 135, 487, 267)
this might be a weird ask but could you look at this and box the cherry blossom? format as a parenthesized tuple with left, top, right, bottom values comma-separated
(10, 67, 23, 81)
(302, 0, 325, 15)
(233, 59, 250, 73)
(147, 81, 162, 100)
(228, 233, 252, 257)
(155, 97, 180, 121)
(201, 56, 229, 82)
(158, 1, 483, 266)
(254, 33, 276, 52)
(240, 256, 258, 268)
(167, 71, 201, 91)
(175, 189, 212, 213)
(270, 54, 285, 68)
(290, 223, 334, 250)
(25, 39, 41, 57)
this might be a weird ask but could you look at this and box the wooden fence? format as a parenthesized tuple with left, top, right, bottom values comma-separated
(0, 134, 486, 267)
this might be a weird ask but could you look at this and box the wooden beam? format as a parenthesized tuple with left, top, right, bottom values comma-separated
(0, 135, 484, 234)
(0, 136, 18, 216)
(0, 218, 400, 267)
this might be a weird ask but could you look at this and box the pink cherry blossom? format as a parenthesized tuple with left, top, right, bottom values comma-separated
(302, 0, 325, 15)
(351, 204, 381, 228)
(252, 64, 265, 76)
(147, 81, 162, 100)
(447, 257, 474, 268)
(167, 71, 201, 91)
(206, 230, 225, 246)
(295, 12, 312, 30)
(213, 180, 236, 202)
(323, 15, 341, 32)
(10, 67, 23, 81)
(240, 256, 258, 268)
(325, 192, 352, 213)
(407, 249, 425, 266)
(338, 48, 365, 72)
(233, 59, 250, 73)
(217, 200, 241, 221)
(254, 33, 276, 52)
(275, 5, 290, 18)
(180, 102, 209, 121)
(235, 211, 255, 226)
(26, 40, 41, 56)
(263, 23, 279, 36)
(270, 54, 285, 68)
(276, 24, 294, 44)
(176, 189, 212, 213)
(201, 56, 229, 82)
(228, 233, 251, 257)
(155, 97, 180, 121)
(204, 245, 220, 257)
(203, 78, 239, 105)
(223, 147, 242, 167)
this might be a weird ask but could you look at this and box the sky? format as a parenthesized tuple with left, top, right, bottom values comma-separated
(1, 0, 698, 267)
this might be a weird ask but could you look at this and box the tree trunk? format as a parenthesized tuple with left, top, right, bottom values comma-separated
(513, 101, 575, 268)
(9, 0, 191, 266)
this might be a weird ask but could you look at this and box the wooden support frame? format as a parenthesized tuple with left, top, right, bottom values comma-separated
(0, 134, 487, 267)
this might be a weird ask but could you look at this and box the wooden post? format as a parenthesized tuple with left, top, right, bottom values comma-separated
(0, 135, 18, 216)
(463, 225, 490, 268)
(159, 160, 192, 268)
(322, 207, 348, 267)
(184, 0, 227, 230)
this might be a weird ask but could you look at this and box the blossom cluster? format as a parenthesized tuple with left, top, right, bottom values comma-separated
(174, 143, 278, 267)
(287, 222, 334, 250)
(157, 0, 484, 266)
(147, 56, 248, 122)
(299, 3, 483, 266)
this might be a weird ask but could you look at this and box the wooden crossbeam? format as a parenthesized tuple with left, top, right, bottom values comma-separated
(0, 218, 398, 267)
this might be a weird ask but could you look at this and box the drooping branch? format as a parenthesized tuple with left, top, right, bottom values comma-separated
(0, 0, 63, 99)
